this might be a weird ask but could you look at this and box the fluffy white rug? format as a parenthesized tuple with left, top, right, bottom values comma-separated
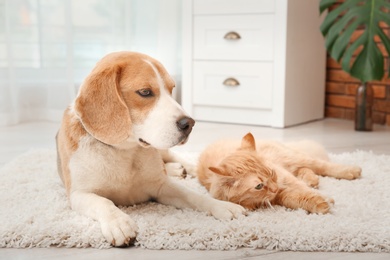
(0, 149, 389, 252)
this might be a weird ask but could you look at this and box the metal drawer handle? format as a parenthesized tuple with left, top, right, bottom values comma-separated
(223, 78, 240, 87)
(224, 31, 241, 40)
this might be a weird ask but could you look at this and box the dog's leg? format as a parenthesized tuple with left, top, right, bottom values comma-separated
(154, 178, 246, 220)
(160, 149, 197, 177)
(70, 191, 138, 247)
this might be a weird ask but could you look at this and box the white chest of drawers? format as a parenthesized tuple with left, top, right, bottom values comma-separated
(181, 0, 326, 127)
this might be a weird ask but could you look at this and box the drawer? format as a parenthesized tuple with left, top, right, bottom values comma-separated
(193, 15, 274, 61)
(193, 105, 274, 126)
(193, 0, 274, 15)
(193, 61, 273, 110)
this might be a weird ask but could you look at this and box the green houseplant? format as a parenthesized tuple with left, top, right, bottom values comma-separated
(320, 0, 390, 131)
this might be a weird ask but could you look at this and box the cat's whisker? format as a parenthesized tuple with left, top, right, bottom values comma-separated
(265, 198, 275, 211)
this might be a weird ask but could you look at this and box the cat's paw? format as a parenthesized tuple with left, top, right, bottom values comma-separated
(210, 200, 247, 220)
(307, 177, 320, 188)
(310, 196, 334, 214)
(342, 166, 361, 180)
(296, 168, 319, 188)
(165, 162, 187, 178)
(302, 173, 320, 188)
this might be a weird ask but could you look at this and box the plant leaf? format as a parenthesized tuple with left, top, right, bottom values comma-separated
(376, 26, 390, 75)
(320, 0, 338, 14)
(320, 0, 390, 83)
(331, 19, 360, 61)
(325, 6, 365, 52)
(341, 31, 367, 74)
(320, 0, 362, 35)
(350, 35, 384, 81)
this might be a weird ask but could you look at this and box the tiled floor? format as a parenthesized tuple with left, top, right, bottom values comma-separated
(1, 118, 389, 259)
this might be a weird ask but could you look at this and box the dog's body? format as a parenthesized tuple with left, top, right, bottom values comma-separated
(56, 51, 245, 247)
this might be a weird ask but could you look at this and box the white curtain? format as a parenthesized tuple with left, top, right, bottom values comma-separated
(0, 0, 182, 126)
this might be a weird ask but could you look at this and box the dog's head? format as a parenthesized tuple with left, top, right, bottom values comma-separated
(74, 51, 195, 149)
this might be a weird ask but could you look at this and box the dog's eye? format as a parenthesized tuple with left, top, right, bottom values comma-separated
(255, 183, 264, 190)
(136, 89, 153, 97)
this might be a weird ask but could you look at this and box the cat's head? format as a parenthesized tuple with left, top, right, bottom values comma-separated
(209, 133, 279, 210)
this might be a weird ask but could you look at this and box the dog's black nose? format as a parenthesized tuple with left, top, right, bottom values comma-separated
(176, 116, 195, 136)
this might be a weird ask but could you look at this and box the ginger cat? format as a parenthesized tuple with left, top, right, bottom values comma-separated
(197, 133, 361, 214)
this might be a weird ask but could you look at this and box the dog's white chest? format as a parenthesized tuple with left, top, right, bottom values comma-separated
(70, 139, 165, 206)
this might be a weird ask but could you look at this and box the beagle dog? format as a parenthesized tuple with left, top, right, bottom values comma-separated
(56, 51, 246, 247)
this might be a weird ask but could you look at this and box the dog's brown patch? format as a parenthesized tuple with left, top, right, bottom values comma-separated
(74, 55, 131, 145)
(57, 107, 87, 194)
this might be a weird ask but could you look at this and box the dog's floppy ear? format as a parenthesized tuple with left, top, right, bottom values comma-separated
(240, 132, 256, 151)
(75, 64, 131, 145)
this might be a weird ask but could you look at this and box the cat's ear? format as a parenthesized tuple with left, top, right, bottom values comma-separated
(209, 166, 230, 176)
(241, 132, 256, 151)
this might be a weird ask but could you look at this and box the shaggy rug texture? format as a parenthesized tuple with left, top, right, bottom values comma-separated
(0, 149, 389, 252)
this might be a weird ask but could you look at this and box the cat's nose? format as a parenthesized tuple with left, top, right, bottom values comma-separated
(269, 185, 279, 193)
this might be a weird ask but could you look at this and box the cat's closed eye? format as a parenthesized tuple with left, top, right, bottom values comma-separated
(255, 183, 264, 190)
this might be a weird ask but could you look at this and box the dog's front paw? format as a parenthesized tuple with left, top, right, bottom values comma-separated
(182, 162, 197, 178)
(210, 200, 247, 220)
(100, 211, 138, 247)
(165, 162, 187, 178)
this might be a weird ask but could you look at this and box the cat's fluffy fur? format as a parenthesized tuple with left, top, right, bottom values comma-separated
(197, 133, 361, 214)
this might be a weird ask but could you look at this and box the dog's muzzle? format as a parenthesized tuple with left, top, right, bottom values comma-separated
(137, 116, 195, 149)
